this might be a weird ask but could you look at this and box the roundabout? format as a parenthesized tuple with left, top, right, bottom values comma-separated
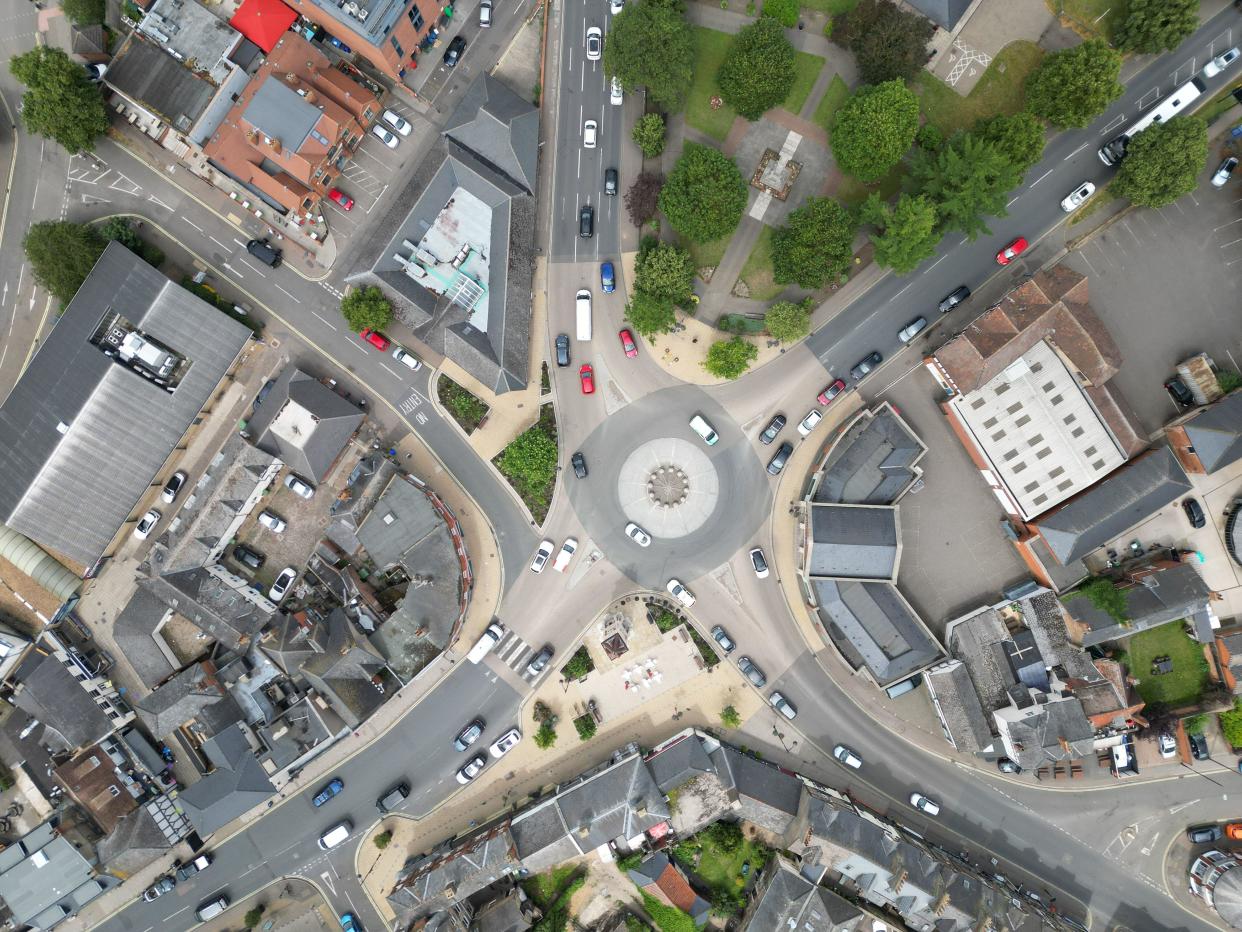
(617, 438, 719, 538)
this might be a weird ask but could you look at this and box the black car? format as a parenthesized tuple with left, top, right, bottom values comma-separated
(766, 442, 793, 476)
(443, 35, 466, 66)
(571, 451, 588, 478)
(1190, 732, 1210, 760)
(232, 545, 264, 571)
(938, 285, 970, 314)
(759, 414, 786, 445)
(246, 238, 282, 268)
(555, 333, 570, 367)
(1188, 824, 1224, 844)
(604, 167, 618, 195)
(579, 205, 595, 238)
(850, 351, 882, 382)
(1165, 376, 1195, 408)
(1183, 497, 1206, 529)
(996, 758, 1021, 774)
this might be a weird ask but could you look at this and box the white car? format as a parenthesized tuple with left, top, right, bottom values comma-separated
(749, 547, 769, 579)
(798, 409, 822, 437)
(1204, 46, 1240, 78)
(161, 471, 187, 504)
(371, 124, 399, 149)
(285, 473, 315, 499)
(833, 744, 863, 769)
(1158, 732, 1177, 759)
(610, 0, 622, 12)
(1060, 181, 1095, 212)
(909, 792, 941, 817)
(586, 25, 602, 60)
(257, 510, 287, 534)
(770, 691, 797, 720)
(553, 538, 577, 572)
(610, 76, 623, 106)
(269, 567, 297, 602)
(1212, 156, 1238, 188)
(392, 346, 422, 370)
(478, 0, 492, 26)
(381, 109, 412, 136)
(530, 539, 555, 574)
(625, 522, 652, 547)
(489, 727, 521, 758)
(133, 509, 161, 540)
(583, 119, 598, 149)
(666, 578, 695, 608)
(456, 753, 487, 784)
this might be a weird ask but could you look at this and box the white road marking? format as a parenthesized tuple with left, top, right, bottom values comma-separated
(210, 236, 230, 250)
(380, 362, 401, 377)
(233, 238, 248, 249)
(1063, 142, 1088, 160)
(1030, 168, 1053, 187)
(1006, 195, 1020, 207)
(147, 194, 173, 210)
(238, 258, 268, 277)
(312, 312, 338, 330)
(183, 217, 204, 232)
(275, 284, 302, 303)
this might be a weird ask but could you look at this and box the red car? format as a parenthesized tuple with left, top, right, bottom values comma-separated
(996, 237, 1028, 265)
(618, 329, 638, 358)
(328, 188, 354, 210)
(579, 364, 595, 394)
(817, 379, 846, 405)
(361, 328, 391, 350)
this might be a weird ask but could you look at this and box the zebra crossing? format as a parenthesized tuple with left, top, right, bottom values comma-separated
(491, 630, 550, 685)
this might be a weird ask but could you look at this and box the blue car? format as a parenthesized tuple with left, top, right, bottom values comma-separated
(312, 777, 344, 807)
(340, 914, 359, 932)
(600, 261, 615, 294)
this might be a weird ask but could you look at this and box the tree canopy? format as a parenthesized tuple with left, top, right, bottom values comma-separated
(831, 80, 919, 182)
(62, 0, 104, 23)
(604, 0, 695, 111)
(762, 0, 797, 26)
(910, 132, 1021, 240)
(831, 0, 934, 85)
(859, 192, 941, 275)
(632, 113, 666, 158)
(974, 112, 1047, 176)
(634, 239, 695, 304)
(99, 217, 165, 267)
(1115, 0, 1199, 54)
(1024, 40, 1123, 129)
(764, 300, 812, 343)
(624, 173, 663, 226)
(340, 285, 394, 332)
(10, 47, 108, 154)
(703, 337, 759, 380)
(717, 18, 796, 121)
(1112, 116, 1208, 208)
(23, 221, 106, 305)
(658, 143, 747, 242)
(625, 291, 677, 337)
(771, 196, 857, 289)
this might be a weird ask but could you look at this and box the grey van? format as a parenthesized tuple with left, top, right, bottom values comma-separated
(196, 894, 230, 921)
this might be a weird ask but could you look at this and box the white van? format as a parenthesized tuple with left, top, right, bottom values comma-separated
(689, 415, 719, 446)
(467, 622, 506, 663)
(575, 289, 592, 341)
(196, 894, 230, 921)
(318, 821, 353, 850)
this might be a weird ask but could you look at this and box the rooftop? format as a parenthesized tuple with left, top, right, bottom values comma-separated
(245, 367, 363, 483)
(106, 32, 218, 133)
(811, 403, 925, 505)
(1182, 391, 1242, 474)
(807, 505, 899, 580)
(138, 0, 243, 84)
(176, 724, 275, 835)
(1064, 562, 1214, 647)
(0, 822, 109, 930)
(742, 856, 862, 932)
(12, 651, 117, 752)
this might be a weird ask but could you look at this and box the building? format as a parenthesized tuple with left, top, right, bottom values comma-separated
(351, 74, 537, 394)
(175, 723, 276, 835)
(1191, 849, 1242, 928)
(0, 243, 252, 569)
(1168, 390, 1242, 475)
(741, 856, 865, 932)
(244, 367, 364, 483)
(0, 821, 113, 930)
(1060, 561, 1217, 647)
(204, 32, 379, 217)
(628, 854, 710, 928)
(279, 0, 444, 83)
(135, 659, 244, 741)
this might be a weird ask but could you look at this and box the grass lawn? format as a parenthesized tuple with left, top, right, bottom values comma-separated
(684, 233, 731, 276)
(737, 226, 785, 301)
(672, 824, 772, 901)
(686, 27, 738, 141)
(915, 40, 1044, 138)
(523, 865, 578, 910)
(784, 51, 826, 116)
(798, 0, 857, 12)
(1057, 0, 1130, 42)
(1119, 621, 1209, 708)
(1199, 80, 1242, 125)
(812, 74, 850, 136)
(837, 160, 907, 207)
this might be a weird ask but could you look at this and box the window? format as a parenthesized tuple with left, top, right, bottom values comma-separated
(991, 430, 1007, 442)
(1048, 466, 1065, 479)
(1063, 413, 1077, 425)
(994, 383, 1011, 396)
(1024, 481, 1040, 493)
(1057, 479, 1074, 492)
(1071, 426, 1085, 438)
(1014, 414, 1031, 428)
(1006, 402, 1024, 415)
(1027, 433, 1044, 447)
(1083, 445, 1097, 457)
(1042, 381, 1056, 392)
(391, 35, 404, 56)
(982, 417, 998, 429)
(1012, 462, 1027, 474)
(1092, 458, 1107, 471)
(408, 6, 424, 29)
(1035, 447, 1052, 459)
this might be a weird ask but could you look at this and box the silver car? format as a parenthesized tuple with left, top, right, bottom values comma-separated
(710, 625, 736, 654)
(1060, 181, 1095, 212)
(897, 316, 928, 344)
(257, 510, 286, 533)
(284, 473, 314, 498)
(454, 718, 484, 751)
(371, 124, 399, 149)
(625, 522, 652, 547)
(380, 109, 412, 136)
(738, 656, 766, 688)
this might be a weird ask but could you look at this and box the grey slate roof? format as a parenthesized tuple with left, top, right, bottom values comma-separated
(137, 566, 272, 651)
(1183, 391, 1242, 474)
(647, 732, 715, 792)
(442, 74, 540, 193)
(105, 33, 217, 132)
(387, 825, 520, 918)
(296, 609, 388, 728)
(13, 652, 115, 752)
(1032, 446, 1193, 566)
(0, 243, 251, 567)
(112, 588, 177, 688)
(135, 662, 243, 739)
(242, 79, 321, 151)
(245, 367, 363, 483)
(743, 857, 861, 932)
(96, 803, 185, 875)
(711, 746, 804, 839)
(924, 661, 995, 754)
(176, 724, 275, 835)
(995, 696, 1095, 771)
(0, 821, 108, 930)
(807, 505, 899, 580)
(812, 404, 925, 506)
(1063, 563, 1213, 647)
(356, 475, 444, 569)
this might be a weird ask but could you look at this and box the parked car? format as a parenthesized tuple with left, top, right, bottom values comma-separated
(909, 792, 941, 816)
(850, 352, 882, 382)
(490, 727, 522, 758)
(832, 745, 863, 769)
(897, 316, 928, 344)
(142, 875, 176, 902)
(689, 414, 719, 445)
(758, 415, 786, 445)
(580, 205, 595, 238)
(328, 188, 354, 210)
(376, 782, 410, 813)
(478, 0, 492, 25)
(766, 442, 793, 476)
(610, 0, 623, 12)
(610, 76, 623, 105)
(710, 625, 736, 654)
(312, 777, 345, 807)
(666, 578, 695, 607)
(798, 410, 822, 437)
(601, 262, 616, 294)
(442, 35, 466, 67)
(246, 238, 282, 267)
(1190, 732, 1210, 760)
(456, 754, 486, 784)
(938, 285, 970, 314)
(586, 25, 602, 60)
(361, 328, 391, 350)
(1226, 823, 1242, 841)
(340, 914, 359, 932)
(738, 656, 766, 688)
(555, 333, 571, 367)
(232, 545, 264, 571)
(553, 538, 577, 572)
(1205, 46, 1241, 76)
(371, 124, 400, 149)
(583, 119, 598, 148)
(770, 691, 797, 720)
(161, 471, 187, 503)
(454, 719, 485, 751)
(1158, 733, 1177, 758)
(530, 539, 555, 573)
(579, 364, 596, 394)
(174, 854, 212, 882)
(619, 328, 638, 357)
(392, 346, 422, 370)
(1060, 181, 1095, 212)
(1188, 824, 1224, 843)
(625, 522, 652, 547)
(526, 645, 554, 677)
(285, 473, 315, 498)
(605, 167, 618, 195)
(1164, 376, 1195, 408)
(571, 452, 588, 478)
(818, 379, 846, 405)
(269, 567, 297, 602)
(749, 547, 769, 578)
(1183, 497, 1206, 529)
(133, 509, 161, 540)
(997, 757, 1022, 774)
(996, 237, 1029, 265)
(381, 109, 412, 136)
(1213, 156, 1240, 188)
(85, 62, 107, 82)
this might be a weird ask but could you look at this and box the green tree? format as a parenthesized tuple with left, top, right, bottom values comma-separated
(1025, 40, 1122, 129)
(604, 0, 695, 111)
(23, 220, 106, 305)
(974, 111, 1047, 176)
(340, 285, 393, 332)
(764, 299, 811, 342)
(915, 123, 944, 152)
(770, 196, 857, 288)
(1219, 699, 1242, 749)
(761, 0, 797, 26)
(62, 0, 105, 23)
(625, 172, 664, 226)
(574, 714, 598, 741)
(534, 720, 558, 749)
(98, 217, 165, 267)
(1113, 116, 1208, 208)
(632, 113, 667, 158)
(10, 47, 109, 154)
(717, 18, 796, 121)
(497, 426, 558, 498)
(634, 239, 695, 304)
(703, 337, 758, 379)
(243, 905, 266, 929)
(373, 830, 393, 849)
(1115, 0, 1198, 54)
(860, 192, 941, 275)
(720, 705, 742, 728)
(658, 142, 747, 242)
(831, 0, 934, 85)
(625, 291, 677, 337)
(830, 80, 919, 182)
(910, 132, 1020, 240)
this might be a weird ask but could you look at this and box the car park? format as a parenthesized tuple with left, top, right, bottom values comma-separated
(897, 316, 928, 344)
(610, 76, 623, 105)
(619, 328, 638, 357)
(601, 262, 616, 294)
(766, 442, 793, 475)
(818, 379, 846, 405)
(939, 285, 970, 313)
(710, 625, 735, 654)
(572, 452, 588, 478)
(770, 691, 797, 720)
(689, 414, 719, 445)
(1164, 376, 1195, 407)
(269, 567, 297, 602)
(605, 167, 618, 195)
(372, 124, 400, 149)
(328, 188, 354, 210)
(313, 777, 345, 807)
(580, 205, 594, 237)
(625, 522, 652, 547)
(850, 352, 882, 382)
(1183, 497, 1206, 529)
(797, 410, 822, 437)
(579, 364, 596, 394)
(133, 509, 161, 540)
(555, 334, 571, 367)
(376, 783, 410, 813)
(738, 656, 766, 687)
(1212, 156, 1239, 187)
(1205, 46, 1240, 77)
(285, 473, 315, 498)
(232, 545, 264, 571)
(553, 538, 577, 572)
(454, 719, 484, 751)
(361, 328, 391, 350)
(910, 792, 941, 816)
(490, 727, 522, 758)
(143, 875, 175, 901)
(997, 757, 1022, 773)
(530, 539, 555, 573)
(478, 0, 492, 25)
(246, 238, 282, 267)
(996, 237, 1028, 265)
(759, 414, 786, 444)
(583, 119, 598, 148)
(456, 754, 487, 784)
(175, 853, 212, 882)
(161, 471, 187, 503)
(393, 346, 422, 370)
(1158, 733, 1177, 758)
(443, 35, 466, 67)
(1189, 824, 1224, 843)
(832, 745, 863, 769)
(1060, 181, 1095, 212)
(666, 578, 695, 607)
(749, 548, 769, 578)
(586, 25, 602, 60)
(526, 646, 554, 677)
(1190, 732, 1210, 760)
(381, 109, 412, 136)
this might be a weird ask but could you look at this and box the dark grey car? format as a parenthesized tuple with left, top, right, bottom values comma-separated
(232, 545, 264, 570)
(766, 442, 793, 476)
(246, 238, 281, 267)
(850, 351, 882, 382)
(454, 719, 484, 751)
(738, 656, 766, 688)
(555, 333, 570, 367)
(710, 625, 735, 654)
(526, 645, 554, 677)
(579, 205, 594, 238)
(759, 414, 785, 445)
(1188, 824, 1223, 844)
(571, 452, 588, 478)
(938, 285, 969, 313)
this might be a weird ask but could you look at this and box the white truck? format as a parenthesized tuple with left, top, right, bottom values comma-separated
(575, 289, 592, 341)
(467, 621, 506, 663)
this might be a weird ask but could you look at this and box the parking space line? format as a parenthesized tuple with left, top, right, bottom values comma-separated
(1076, 251, 1099, 277)
(1213, 217, 1242, 232)
(365, 184, 389, 214)
(1220, 236, 1242, 248)
(1118, 220, 1141, 247)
